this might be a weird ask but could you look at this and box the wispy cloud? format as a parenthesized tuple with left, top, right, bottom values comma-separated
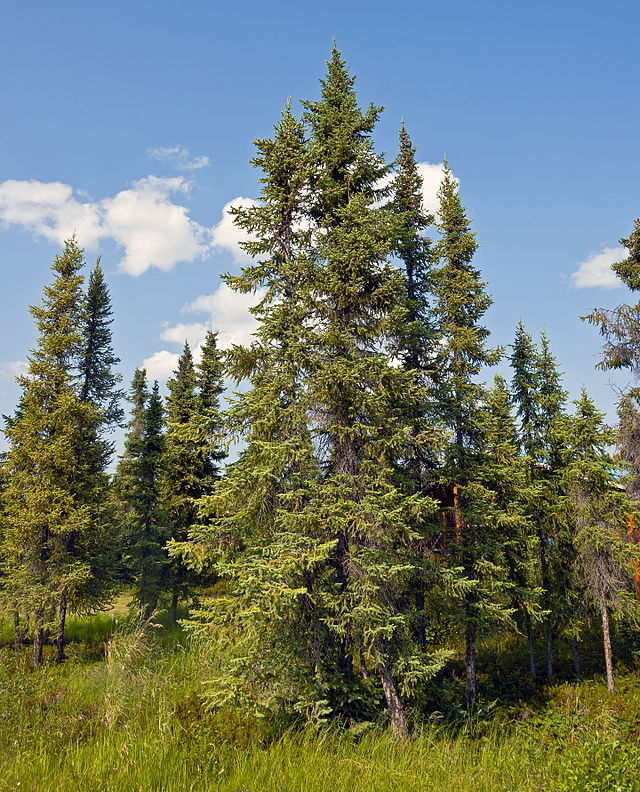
(0, 360, 28, 382)
(148, 145, 210, 171)
(571, 246, 624, 289)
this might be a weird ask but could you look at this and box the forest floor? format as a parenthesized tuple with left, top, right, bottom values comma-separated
(2, 606, 640, 791)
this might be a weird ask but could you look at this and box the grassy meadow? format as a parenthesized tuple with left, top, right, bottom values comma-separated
(2, 603, 640, 791)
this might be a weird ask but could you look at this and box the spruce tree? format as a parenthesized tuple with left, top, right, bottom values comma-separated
(79, 259, 124, 469)
(0, 238, 102, 666)
(390, 124, 440, 653)
(114, 371, 169, 618)
(430, 161, 501, 708)
(563, 390, 637, 693)
(173, 100, 330, 719)
(162, 339, 225, 623)
(177, 50, 445, 739)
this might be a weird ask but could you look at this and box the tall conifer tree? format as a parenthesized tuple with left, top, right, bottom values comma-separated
(114, 372, 169, 618)
(79, 259, 124, 469)
(178, 49, 444, 739)
(563, 390, 637, 693)
(0, 239, 102, 666)
(431, 161, 501, 707)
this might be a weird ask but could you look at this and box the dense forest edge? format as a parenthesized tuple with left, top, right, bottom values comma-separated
(2, 46, 640, 790)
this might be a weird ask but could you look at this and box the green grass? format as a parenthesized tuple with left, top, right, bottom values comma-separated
(2, 611, 640, 791)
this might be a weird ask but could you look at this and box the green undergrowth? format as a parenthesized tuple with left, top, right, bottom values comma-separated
(2, 613, 640, 791)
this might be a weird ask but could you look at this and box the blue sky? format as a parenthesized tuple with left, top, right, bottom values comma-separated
(1, 0, 639, 452)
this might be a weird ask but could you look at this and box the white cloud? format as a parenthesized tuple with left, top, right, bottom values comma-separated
(102, 176, 208, 275)
(147, 283, 264, 380)
(160, 322, 210, 349)
(142, 350, 181, 382)
(187, 282, 264, 349)
(148, 145, 210, 171)
(417, 162, 457, 215)
(211, 197, 260, 262)
(376, 161, 455, 217)
(571, 246, 624, 289)
(0, 180, 103, 247)
(0, 360, 28, 382)
(0, 176, 210, 276)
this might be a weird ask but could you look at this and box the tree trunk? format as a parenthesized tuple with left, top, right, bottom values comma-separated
(20, 613, 30, 646)
(465, 615, 477, 709)
(571, 634, 582, 677)
(526, 612, 536, 678)
(416, 589, 426, 652)
(13, 610, 22, 651)
(170, 586, 179, 626)
(55, 592, 67, 663)
(600, 598, 615, 693)
(378, 661, 409, 741)
(538, 529, 553, 678)
(139, 568, 147, 621)
(32, 614, 44, 668)
(335, 529, 353, 678)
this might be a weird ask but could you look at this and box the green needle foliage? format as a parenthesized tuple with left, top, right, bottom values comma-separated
(430, 159, 502, 708)
(79, 259, 124, 470)
(0, 238, 108, 666)
(114, 371, 169, 618)
(563, 389, 639, 693)
(176, 48, 449, 739)
(162, 338, 226, 623)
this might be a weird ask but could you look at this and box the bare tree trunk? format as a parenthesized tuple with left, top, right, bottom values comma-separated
(378, 661, 409, 741)
(571, 634, 582, 676)
(536, 530, 553, 678)
(358, 641, 368, 681)
(32, 613, 44, 668)
(538, 529, 553, 679)
(600, 598, 615, 693)
(13, 610, 22, 651)
(20, 613, 30, 647)
(139, 569, 147, 621)
(465, 614, 477, 709)
(526, 612, 536, 678)
(55, 592, 67, 663)
(170, 586, 178, 626)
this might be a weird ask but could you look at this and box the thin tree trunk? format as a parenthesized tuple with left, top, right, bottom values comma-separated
(465, 611, 477, 709)
(378, 660, 409, 741)
(170, 586, 178, 626)
(359, 641, 368, 681)
(33, 613, 44, 668)
(600, 598, 615, 693)
(416, 589, 426, 652)
(538, 528, 553, 678)
(139, 568, 147, 621)
(13, 610, 21, 651)
(20, 613, 30, 646)
(55, 592, 67, 663)
(571, 634, 582, 677)
(526, 612, 536, 678)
